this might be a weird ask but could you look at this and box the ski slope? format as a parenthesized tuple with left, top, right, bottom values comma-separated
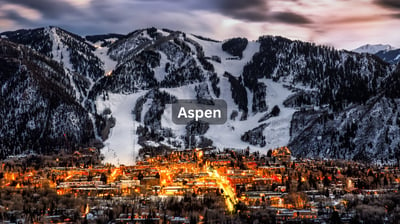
(95, 31, 297, 164)
(96, 92, 147, 165)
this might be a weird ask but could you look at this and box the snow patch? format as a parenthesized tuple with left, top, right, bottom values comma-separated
(153, 51, 169, 82)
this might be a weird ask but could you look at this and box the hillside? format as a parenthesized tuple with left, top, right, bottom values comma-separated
(1, 27, 398, 164)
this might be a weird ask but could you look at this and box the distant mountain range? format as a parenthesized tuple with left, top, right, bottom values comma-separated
(1, 26, 400, 164)
(353, 44, 395, 54)
(353, 44, 400, 64)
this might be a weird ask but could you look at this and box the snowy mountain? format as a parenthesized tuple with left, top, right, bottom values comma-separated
(353, 44, 396, 54)
(0, 39, 99, 157)
(352, 44, 400, 65)
(1, 27, 399, 164)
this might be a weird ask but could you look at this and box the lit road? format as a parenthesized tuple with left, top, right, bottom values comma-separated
(208, 167, 238, 212)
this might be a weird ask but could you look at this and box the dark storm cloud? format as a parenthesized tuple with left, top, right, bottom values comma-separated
(374, 0, 400, 19)
(0, 0, 311, 36)
(191, 0, 311, 24)
(391, 13, 400, 18)
(135, 0, 270, 22)
(88, 1, 127, 23)
(271, 11, 311, 25)
(0, 0, 82, 18)
(212, 0, 269, 21)
(0, 10, 36, 26)
(375, 0, 400, 10)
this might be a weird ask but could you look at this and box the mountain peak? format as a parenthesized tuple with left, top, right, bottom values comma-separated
(353, 44, 396, 54)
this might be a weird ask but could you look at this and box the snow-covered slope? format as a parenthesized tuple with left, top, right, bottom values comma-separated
(91, 30, 301, 164)
(96, 92, 147, 165)
(0, 39, 97, 157)
(351, 44, 400, 64)
(205, 79, 296, 152)
(91, 31, 391, 164)
(92, 39, 118, 76)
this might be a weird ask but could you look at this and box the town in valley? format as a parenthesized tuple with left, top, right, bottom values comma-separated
(0, 146, 399, 224)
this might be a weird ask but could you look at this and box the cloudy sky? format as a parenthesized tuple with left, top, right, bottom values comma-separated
(0, 0, 400, 49)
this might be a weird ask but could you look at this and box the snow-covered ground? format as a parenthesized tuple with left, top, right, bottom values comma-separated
(161, 84, 198, 100)
(96, 92, 147, 165)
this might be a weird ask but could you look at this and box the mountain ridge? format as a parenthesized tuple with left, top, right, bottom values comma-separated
(352, 44, 400, 65)
(1, 26, 399, 164)
(353, 44, 396, 54)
